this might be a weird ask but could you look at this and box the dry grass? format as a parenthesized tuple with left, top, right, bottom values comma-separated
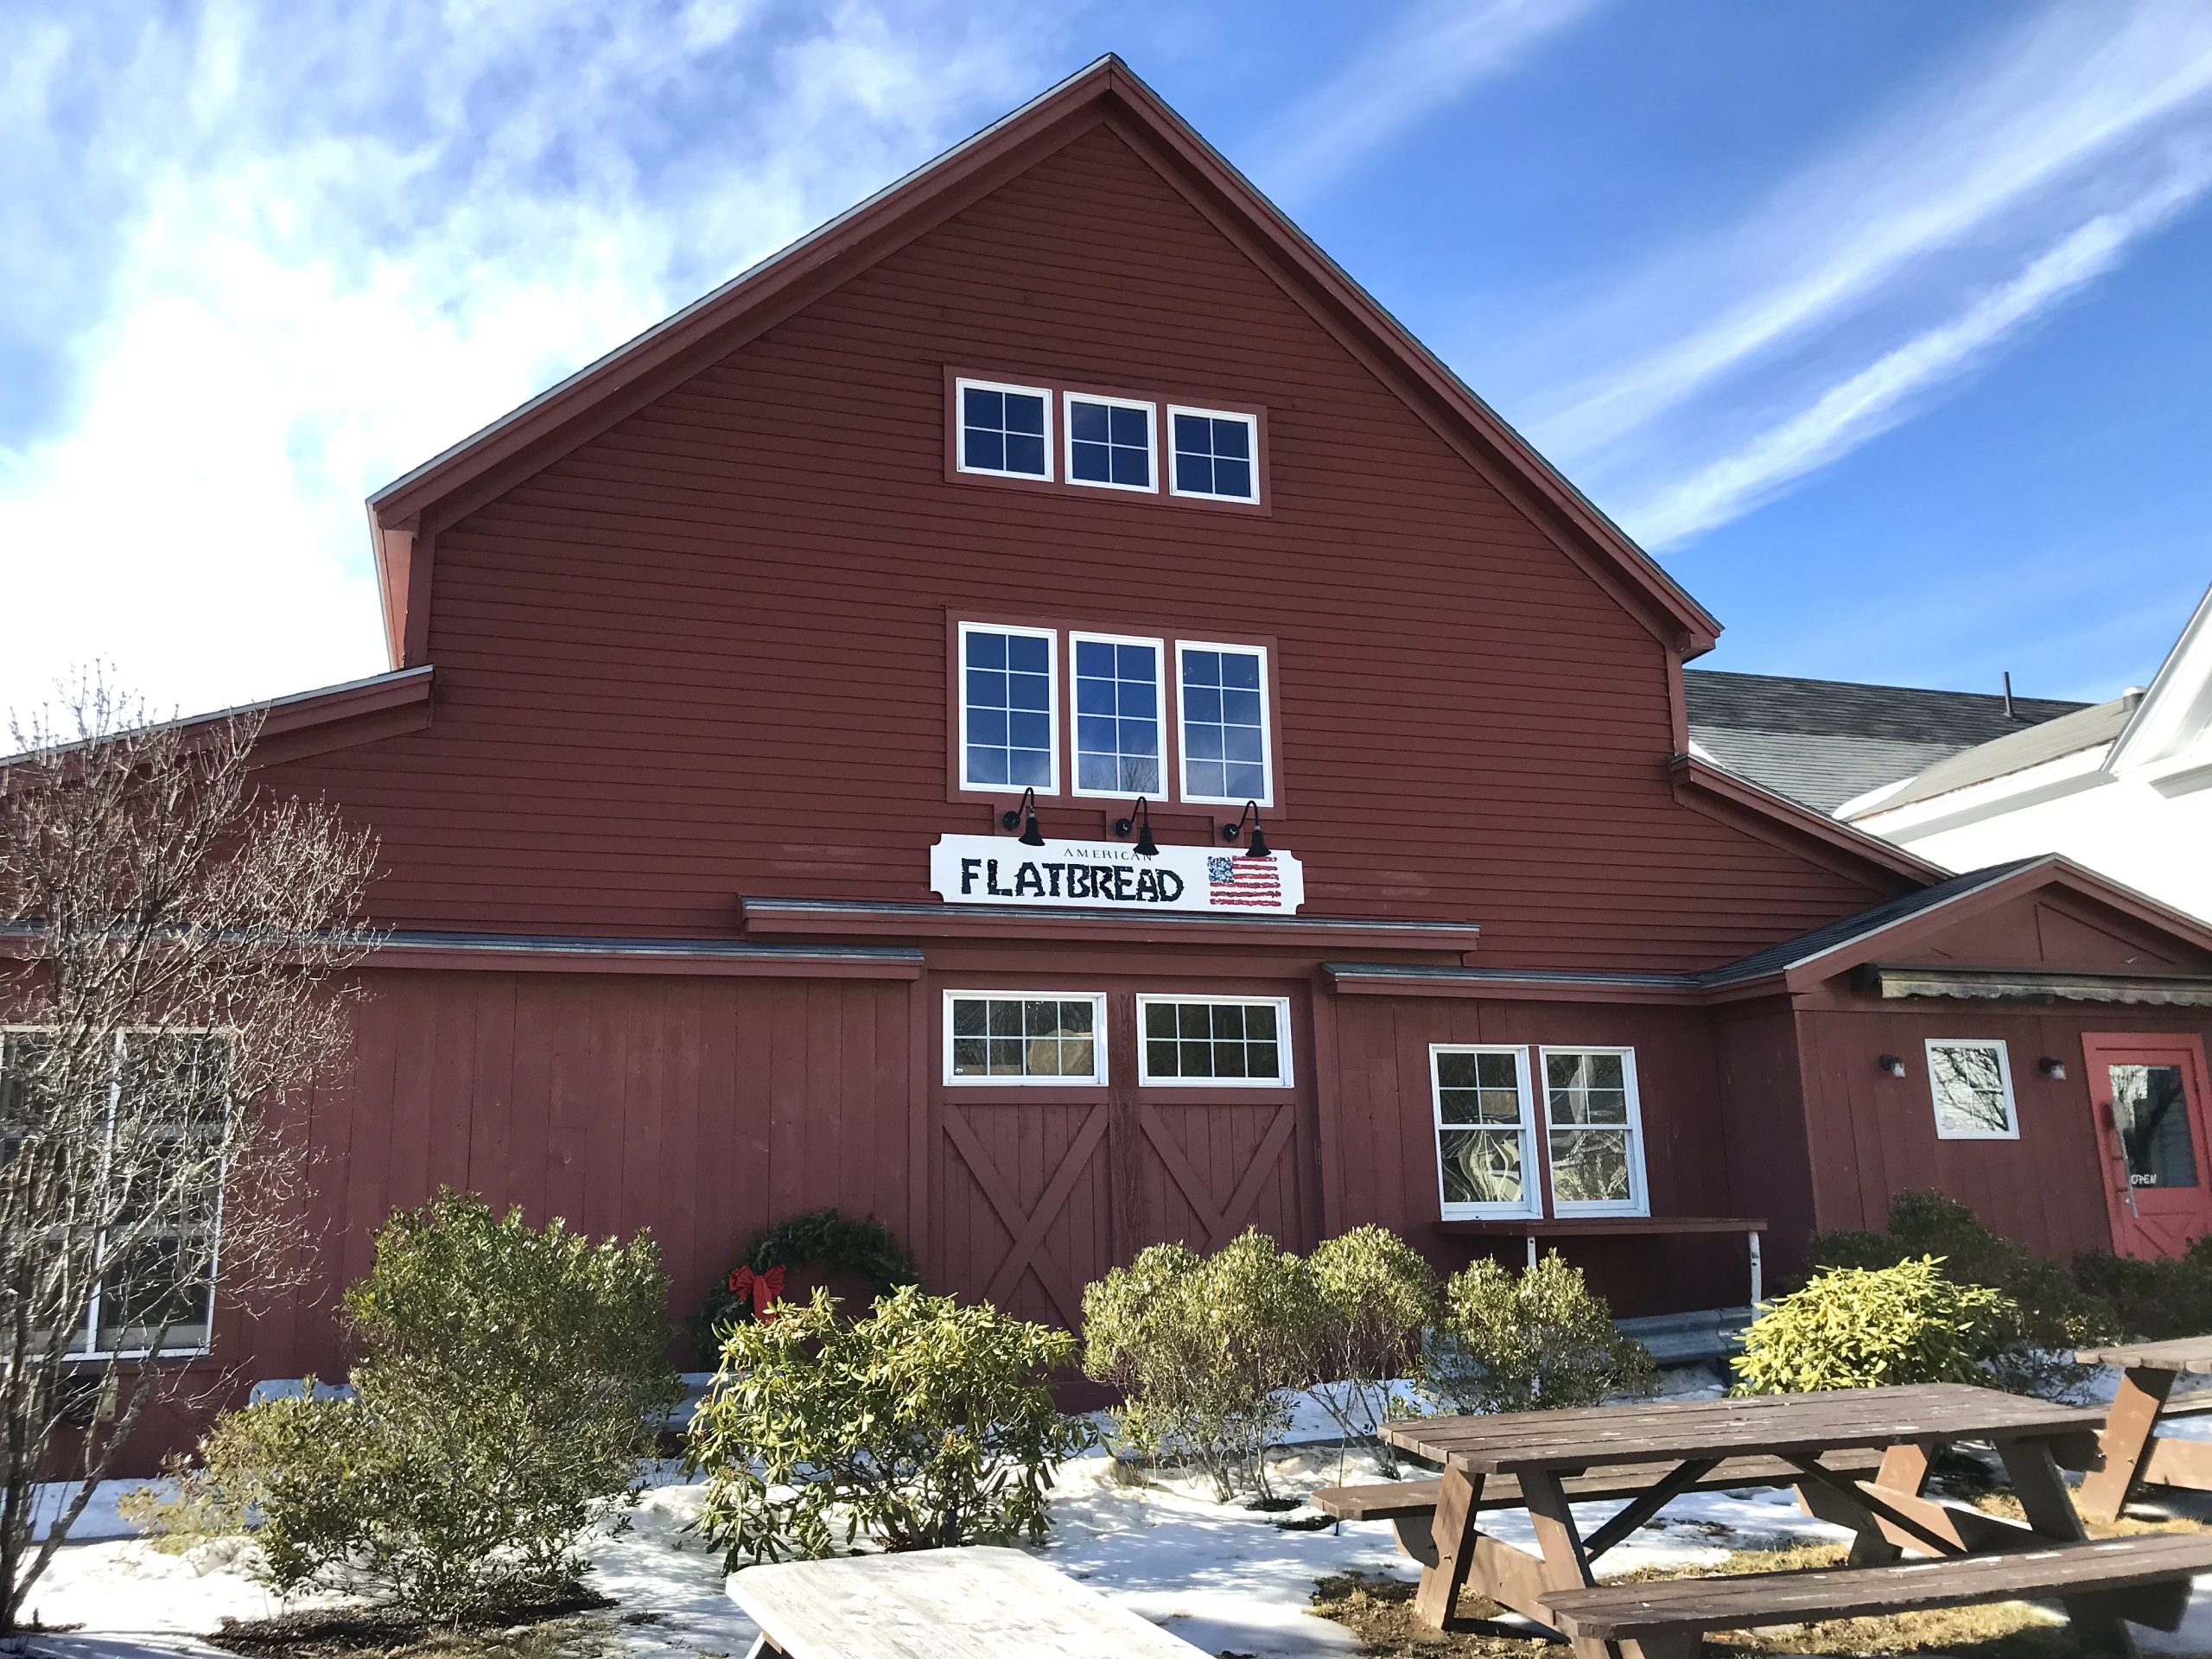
(211, 1593, 617, 1659)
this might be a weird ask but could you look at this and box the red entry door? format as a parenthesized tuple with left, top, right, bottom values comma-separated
(2085, 1033, 2212, 1259)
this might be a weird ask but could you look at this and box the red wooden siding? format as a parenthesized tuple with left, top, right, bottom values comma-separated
(259, 124, 1895, 973)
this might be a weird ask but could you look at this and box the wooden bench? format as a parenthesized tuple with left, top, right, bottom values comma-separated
(1310, 1447, 1888, 1567)
(1540, 1531, 2212, 1659)
(727, 1543, 1204, 1657)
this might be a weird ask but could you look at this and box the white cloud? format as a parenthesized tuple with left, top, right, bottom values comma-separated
(1623, 153, 2212, 550)
(0, 0, 1052, 723)
(1254, 0, 1601, 200)
(1523, 0, 2212, 472)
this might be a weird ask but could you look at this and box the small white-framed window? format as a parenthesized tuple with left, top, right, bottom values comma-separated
(1926, 1039, 2019, 1141)
(1166, 406, 1259, 502)
(1138, 997, 1292, 1086)
(1070, 632, 1166, 797)
(1540, 1047, 1648, 1217)
(1064, 393, 1156, 492)
(958, 622, 1058, 793)
(1175, 640, 1271, 806)
(957, 378, 1053, 480)
(1431, 1046, 1540, 1218)
(944, 992, 1106, 1085)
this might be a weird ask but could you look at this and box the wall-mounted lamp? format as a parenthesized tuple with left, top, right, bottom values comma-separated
(1878, 1053, 1907, 1078)
(1221, 799, 1273, 859)
(2040, 1057, 2069, 1080)
(1000, 786, 1046, 848)
(1114, 797, 1160, 857)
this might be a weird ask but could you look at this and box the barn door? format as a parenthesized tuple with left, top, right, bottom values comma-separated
(933, 988, 1318, 1327)
(2086, 1033, 2212, 1259)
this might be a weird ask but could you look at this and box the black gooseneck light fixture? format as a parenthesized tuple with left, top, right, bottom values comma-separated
(1001, 786, 1046, 848)
(1221, 799, 1272, 859)
(1115, 797, 1160, 857)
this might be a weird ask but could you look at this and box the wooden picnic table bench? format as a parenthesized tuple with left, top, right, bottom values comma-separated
(727, 1544, 1204, 1658)
(2076, 1335, 2212, 1522)
(1376, 1382, 2175, 1659)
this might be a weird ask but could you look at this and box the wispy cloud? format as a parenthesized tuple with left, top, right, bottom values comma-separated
(1524, 0, 2212, 481)
(1624, 152, 2212, 550)
(0, 0, 1051, 721)
(1254, 0, 1601, 200)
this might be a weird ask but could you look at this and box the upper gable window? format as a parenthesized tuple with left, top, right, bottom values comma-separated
(959, 623, 1058, 791)
(957, 379, 1052, 480)
(1065, 394, 1155, 492)
(1167, 407, 1258, 503)
(1176, 641, 1271, 805)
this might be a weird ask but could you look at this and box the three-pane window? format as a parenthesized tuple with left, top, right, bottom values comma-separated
(1138, 998, 1290, 1085)
(1177, 642, 1271, 804)
(959, 624, 1058, 791)
(1071, 635, 1164, 794)
(1168, 407, 1258, 502)
(944, 995, 1103, 1084)
(1926, 1039, 2018, 1140)
(1431, 1045, 1648, 1219)
(1065, 395, 1154, 491)
(957, 379, 1052, 479)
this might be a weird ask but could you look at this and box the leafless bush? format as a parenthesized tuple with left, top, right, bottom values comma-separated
(0, 672, 378, 1629)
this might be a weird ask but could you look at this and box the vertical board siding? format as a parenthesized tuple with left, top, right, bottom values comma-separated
(259, 124, 1894, 975)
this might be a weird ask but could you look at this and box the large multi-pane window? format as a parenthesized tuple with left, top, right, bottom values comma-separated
(1432, 1046, 1540, 1217)
(1926, 1039, 2018, 1140)
(1542, 1049, 1644, 1214)
(1065, 395, 1154, 491)
(1071, 634, 1164, 795)
(957, 379, 1051, 479)
(1137, 998, 1289, 1085)
(1166, 407, 1258, 502)
(959, 623, 1058, 791)
(1177, 642, 1270, 805)
(944, 994, 1104, 1084)
(0, 1029, 228, 1358)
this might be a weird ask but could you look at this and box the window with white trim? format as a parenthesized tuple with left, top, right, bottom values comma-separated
(1176, 641, 1271, 805)
(1926, 1039, 2018, 1140)
(1541, 1049, 1646, 1214)
(1432, 1046, 1538, 1217)
(1065, 394, 1155, 492)
(1138, 997, 1290, 1085)
(944, 994, 1105, 1084)
(957, 379, 1052, 479)
(0, 1029, 228, 1358)
(959, 623, 1057, 791)
(1071, 633, 1164, 795)
(1167, 407, 1258, 502)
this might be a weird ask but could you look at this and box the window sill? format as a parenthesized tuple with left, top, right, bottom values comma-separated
(1432, 1215, 1765, 1236)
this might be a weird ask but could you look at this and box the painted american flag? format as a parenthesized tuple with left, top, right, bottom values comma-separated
(1207, 854, 1283, 908)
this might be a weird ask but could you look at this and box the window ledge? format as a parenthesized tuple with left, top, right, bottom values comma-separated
(1432, 1216, 1764, 1237)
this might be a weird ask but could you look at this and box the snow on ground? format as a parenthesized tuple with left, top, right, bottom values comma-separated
(18, 1363, 2212, 1659)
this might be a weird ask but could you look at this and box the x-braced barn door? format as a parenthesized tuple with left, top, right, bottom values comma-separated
(932, 988, 1319, 1327)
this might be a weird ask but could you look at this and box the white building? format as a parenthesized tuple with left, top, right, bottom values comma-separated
(1840, 585, 2212, 924)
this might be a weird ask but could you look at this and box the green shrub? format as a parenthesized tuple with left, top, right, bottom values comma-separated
(2071, 1243, 2212, 1344)
(1306, 1227, 1437, 1469)
(688, 1284, 1088, 1562)
(1418, 1253, 1653, 1414)
(1082, 1229, 1325, 1501)
(137, 1192, 678, 1621)
(1732, 1255, 2015, 1395)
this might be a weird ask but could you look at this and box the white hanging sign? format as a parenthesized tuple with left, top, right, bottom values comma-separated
(928, 834, 1304, 915)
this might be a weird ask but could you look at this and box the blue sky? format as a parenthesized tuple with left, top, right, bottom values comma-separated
(3, 0, 2209, 721)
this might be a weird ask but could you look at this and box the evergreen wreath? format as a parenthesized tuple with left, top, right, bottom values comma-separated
(697, 1208, 921, 1363)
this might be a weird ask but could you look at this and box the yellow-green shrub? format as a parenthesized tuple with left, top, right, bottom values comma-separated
(1732, 1255, 2016, 1395)
(1418, 1253, 1652, 1414)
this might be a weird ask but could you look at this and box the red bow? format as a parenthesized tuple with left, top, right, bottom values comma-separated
(727, 1264, 785, 1321)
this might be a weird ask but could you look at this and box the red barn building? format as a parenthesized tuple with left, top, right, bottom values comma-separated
(28, 60, 2212, 1431)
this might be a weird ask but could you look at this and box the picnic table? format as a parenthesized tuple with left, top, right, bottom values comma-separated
(2076, 1335, 2212, 1522)
(727, 1544, 1205, 1658)
(1374, 1382, 2199, 1659)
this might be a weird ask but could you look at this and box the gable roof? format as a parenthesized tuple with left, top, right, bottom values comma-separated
(1841, 691, 2139, 817)
(362, 54, 1719, 668)
(1684, 669, 2085, 814)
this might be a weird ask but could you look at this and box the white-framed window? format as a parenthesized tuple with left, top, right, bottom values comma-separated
(958, 622, 1058, 792)
(1175, 640, 1272, 806)
(1431, 1046, 1540, 1218)
(0, 1028, 228, 1359)
(1070, 632, 1166, 796)
(1063, 393, 1156, 492)
(1926, 1039, 2019, 1140)
(1137, 997, 1292, 1086)
(1166, 406, 1259, 502)
(1540, 1047, 1648, 1217)
(956, 378, 1052, 480)
(943, 992, 1106, 1085)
